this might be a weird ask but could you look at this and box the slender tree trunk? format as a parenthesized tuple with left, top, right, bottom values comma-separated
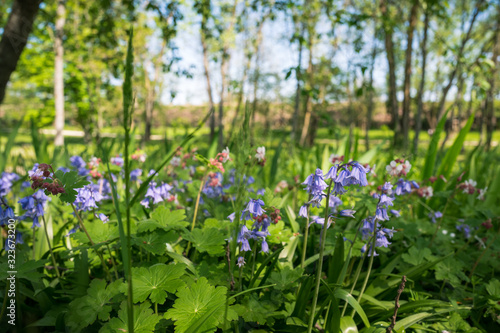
(201, 31, 216, 143)
(402, 0, 418, 150)
(365, 25, 378, 151)
(435, 0, 483, 123)
(413, 10, 429, 156)
(0, 0, 41, 104)
(299, 27, 314, 147)
(485, 3, 500, 150)
(291, 24, 304, 144)
(54, 0, 66, 146)
(380, 0, 399, 144)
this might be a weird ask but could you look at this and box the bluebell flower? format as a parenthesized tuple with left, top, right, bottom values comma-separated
(360, 218, 375, 240)
(395, 179, 412, 196)
(18, 190, 49, 228)
(111, 156, 124, 167)
(0, 172, 20, 196)
(375, 207, 389, 221)
(381, 182, 393, 192)
(65, 225, 79, 237)
(456, 224, 471, 238)
(98, 213, 109, 223)
(390, 210, 401, 217)
(299, 205, 308, 218)
(339, 209, 356, 218)
(378, 194, 394, 208)
(361, 243, 378, 257)
(228, 212, 236, 222)
(74, 185, 103, 211)
(4, 232, 23, 250)
(382, 227, 396, 238)
(410, 181, 419, 189)
(70, 156, 89, 176)
(261, 239, 269, 253)
(256, 188, 265, 196)
(302, 169, 328, 196)
(130, 169, 143, 182)
(20, 181, 31, 191)
(429, 211, 443, 223)
(375, 230, 391, 248)
(348, 162, 368, 186)
(335, 169, 350, 186)
(242, 199, 265, 220)
(238, 225, 252, 252)
(325, 165, 338, 180)
(58, 166, 70, 173)
(328, 195, 342, 209)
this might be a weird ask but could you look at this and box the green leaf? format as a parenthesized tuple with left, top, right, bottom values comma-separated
(100, 301, 161, 333)
(340, 316, 358, 333)
(132, 263, 186, 304)
(269, 266, 304, 290)
(232, 294, 278, 325)
(137, 206, 188, 232)
(67, 279, 125, 332)
(333, 288, 370, 328)
(0, 258, 47, 282)
(73, 221, 119, 245)
(182, 228, 226, 256)
(401, 246, 433, 266)
(422, 108, 449, 181)
(434, 112, 475, 193)
(486, 279, 500, 298)
(54, 170, 91, 203)
(0, 118, 23, 172)
(133, 230, 178, 255)
(165, 277, 229, 333)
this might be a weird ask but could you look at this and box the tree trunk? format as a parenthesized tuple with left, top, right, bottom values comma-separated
(402, 0, 418, 150)
(485, 3, 500, 150)
(54, 0, 66, 146)
(435, 0, 483, 123)
(413, 9, 429, 156)
(380, 0, 399, 144)
(200, 28, 216, 143)
(291, 23, 304, 144)
(365, 24, 378, 151)
(299, 27, 314, 147)
(0, 0, 41, 103)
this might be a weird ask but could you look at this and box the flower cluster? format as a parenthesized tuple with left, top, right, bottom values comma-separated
(29, 164, 65, 195)
(360, 216, 397, 256)
(428, 211, 443, 223)
(209, 147, 231, 173)
(386, 159, 411, 177)
(418, 186, 434, 198)
(74, 185, 104, 212)
(236, 198, 278, 254)
(70, 156, 89, 176)
(18, 190, 50, 228)
(140, 182, 175, 208)
(0, 172, 20, 196)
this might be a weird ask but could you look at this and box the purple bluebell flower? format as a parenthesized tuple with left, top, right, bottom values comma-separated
(65, 225, 79, 237)
(111, 156, 124, 167)
(375, 207, 389, 221)
(339, 209, 356, 218)
(348, 162, 369, 186)
(58, 167, 70, 173)
(429, 211, 442, 223)
(261, 239, 269, 253)
(238, 225, 252, 252)
(410, 181, 419, 189)
(456, 224, 472, 238)
(18, 190, 49, 228)
(382, 227, 396, 238)
(390, 210, 401, 217)
(302, 169, 328, 197)
(378, 194, 394, 208)
(381, 182, 393, 193)
(0, 172, 20, 196)
(74, 185, 104, 211)
(361, 243, 378, 257)
(299, 205, 308, 218)
(4, 231, 23, 250)
(242, 199, 265, 220)
(70, 156, 89, 176)
(98, 213, 109, 223)
(228, 212, 236, 222)
(335, 169, 350, 186)
(375, 230, 391, 248)
(325, 165, 338, 180)
(256, 188, 265, 196)
(395, 179, 412, 196)
(130, 169, 142, 182)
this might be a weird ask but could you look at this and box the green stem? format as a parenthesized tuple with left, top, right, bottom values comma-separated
(106, 244, 120, 281)
(186, 171, 207, 254)
(430, 194, 453, 246)
(467, 225, 500, 286)
(250, 242, 258, 283)
(300, 194, 312, 269)
(40, 215, 62, 280)
(352, 220, 378, 316)
(307, 181, 334, 333)
(32, 228, 36, 260)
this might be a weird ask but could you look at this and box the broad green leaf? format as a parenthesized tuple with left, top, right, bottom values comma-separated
(165, 277, 228, 333)
(132, 263, 186, 304)
(269, 266, 304, 290)
(100, 301, 161, 333)
(333, 288, 370, 328)
(486, 279, 500, 298)
(182, 228, 226, 256)
(73, 221, 119, 245)
(340, 316, 359, 333)
(401, 246, 433, 266)
(232, 294, 278, 325)
(133, 230, 178, 255)
(67, 279, 125, 332)
(137, 206, 188, 232)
